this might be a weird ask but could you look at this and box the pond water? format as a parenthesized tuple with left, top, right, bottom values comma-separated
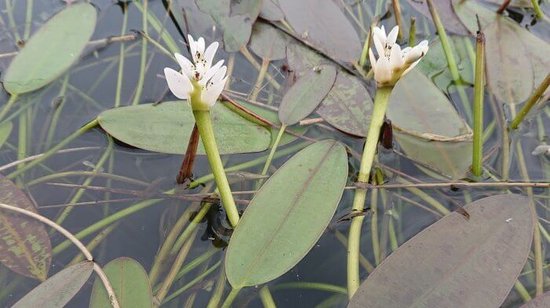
(0, 0, 549, 307)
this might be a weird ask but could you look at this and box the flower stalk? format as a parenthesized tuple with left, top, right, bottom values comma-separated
(347, 25, 428, 298)
(472, 30, 485, 177)
(164, 35, 239, 227)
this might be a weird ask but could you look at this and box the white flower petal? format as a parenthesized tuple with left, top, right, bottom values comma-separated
(203, 41, 219, 69)
(201, 60, 225, 85)
(188, 34, 198, 62)
(164, 67, 192, 99)
(196, 37, 205, 58)
(210, 65, 227, 85)
(202, 77, 227, 106)
(387, 26, 399, 45)
(389, 44, 404, 69)
(175, 53, 195, 78)
(374, 56, 392, 85)
(373, 26, 387, 45)
(404, 40, 429, 64)
(373, 34, 385, 57)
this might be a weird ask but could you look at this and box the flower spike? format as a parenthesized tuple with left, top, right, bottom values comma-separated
(369, 25, 429, 87)
(164, 35, 227, 110)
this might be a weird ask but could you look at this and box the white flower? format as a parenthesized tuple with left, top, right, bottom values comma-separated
(164, 35, 228, 110)
(369, 25, 429, 87)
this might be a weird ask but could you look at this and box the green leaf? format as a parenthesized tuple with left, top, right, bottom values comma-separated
(278, 0, 362, 62)
(225, 140, 348, 288)
(453, 0, 550, 104)
(0, 121, 13, 149)
(349, 194, 534, 308)
(405, 0, 468, 35)
(90, 257, 153, 308)
(416, 36, 474, 89)
(387, 69, 473, 179)
(2, 3, 97, 94)
(317, 71, 373, 137)
(196, 0, 253, 52)
(236, 100, 306, 146)
(249, 22, 289, 60)
(97, 101, 271, 155)
(0, 176, 51, 281)
(12, 261, 93, 308)
(279, 65, 337, 125)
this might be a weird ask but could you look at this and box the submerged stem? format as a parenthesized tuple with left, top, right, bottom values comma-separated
(347, 87, 392, 297)
(472, 30, 485, 176)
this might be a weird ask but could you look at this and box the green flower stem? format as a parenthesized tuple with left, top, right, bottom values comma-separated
(347, 86, 392, 298)
(530, 0, 544, 19)
(510, 73, 550, 130)
(193, 109, 239, 227)
(7, 118, 98, 180)
(221, 287, 241, 308)
(0, 94, 18, 123)
(188, 141, 309, 189)
(261, 124, 287, 176)
(259, 286, 276, 308)
(271, 282, 347, 295)
(472, 31, 485, 177)
(426, 0, 472, 123)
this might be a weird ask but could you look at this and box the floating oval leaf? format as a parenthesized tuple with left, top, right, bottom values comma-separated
(0, 176, 51, 281)
(98, 101, 271, 155)
(453, 0, 550, 104)
(90, 257, 153, 308)
(279, 65, 337, 125)
(196, 0, 253, 52)
(225, 140, 348, 288)
(249, 22, 289, 60)
(278, 0, 362, 62)
(237, 100, 306, 146)
(349, 194, 534, 308)
(2, 3, 97, 94)
(13, 261, 93, 308)
(387, 69, 473, 179)
(317, 71, 373, 137)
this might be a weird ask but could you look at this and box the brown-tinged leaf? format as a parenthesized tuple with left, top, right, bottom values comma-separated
(0, 176, 51, 281)
(317, 71, 373, 137)
(278, 0, 362, 62)
(349, 194, 534, 308)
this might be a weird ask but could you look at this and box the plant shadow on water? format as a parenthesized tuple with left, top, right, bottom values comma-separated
(0, 0, 549, 307)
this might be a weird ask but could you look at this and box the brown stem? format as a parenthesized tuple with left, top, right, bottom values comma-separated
(177, 124, 199, 184)
(496, 0, 511, 14)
